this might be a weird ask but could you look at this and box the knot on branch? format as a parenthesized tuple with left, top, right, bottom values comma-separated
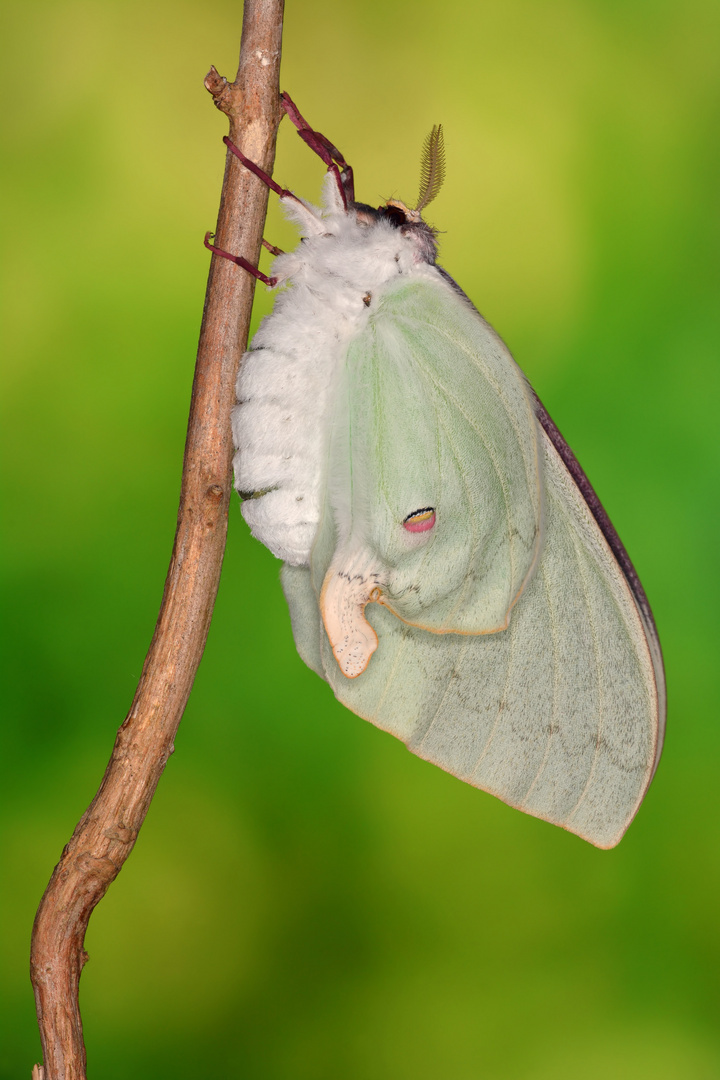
(204, 65, 241, 117)
(102, 824, 138, 844)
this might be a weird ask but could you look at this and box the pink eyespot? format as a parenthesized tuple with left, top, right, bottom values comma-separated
(403, 507, 436, 533)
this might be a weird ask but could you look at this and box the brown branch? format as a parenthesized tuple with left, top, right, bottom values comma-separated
(29, 3, 285, 1077)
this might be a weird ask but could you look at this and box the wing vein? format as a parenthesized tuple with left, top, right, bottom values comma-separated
(564, 522, 604, 823)
(370, 624, 410, 724)
(433, 408, 483, 628)
(395, 310, 541, 512)
(414, 639, 472, 752)
(403, 349, 517, 599)
(469, 615, 518, 778)
(518, 563, 559, 808)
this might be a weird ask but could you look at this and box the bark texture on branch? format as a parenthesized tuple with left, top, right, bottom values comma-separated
(29, 3, 285, 1077)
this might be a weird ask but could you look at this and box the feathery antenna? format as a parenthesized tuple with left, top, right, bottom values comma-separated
(415, 124, 445, 212)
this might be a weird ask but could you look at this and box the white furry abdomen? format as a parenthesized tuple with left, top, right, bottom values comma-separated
(232, 186, 438, 566)
(232, 299, 346, 566)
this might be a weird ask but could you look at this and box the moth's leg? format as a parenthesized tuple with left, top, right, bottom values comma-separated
(222, 137, 323, 236)
(262, 239, 284, 256)
(203, 232, 277, 287)
(281, 91, 355, 207)
(222, 136, 309, 206)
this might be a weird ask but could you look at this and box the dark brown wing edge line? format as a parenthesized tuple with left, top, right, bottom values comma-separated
(531, 393, 657, 635)
(533, 392, 666, 774)
(436, 264, 666, 772)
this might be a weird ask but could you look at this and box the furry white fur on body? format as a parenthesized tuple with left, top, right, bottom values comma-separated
(232, 175, 442, 566)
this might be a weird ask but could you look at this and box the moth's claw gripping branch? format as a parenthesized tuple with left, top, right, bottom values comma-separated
(204, 232, 277, 287)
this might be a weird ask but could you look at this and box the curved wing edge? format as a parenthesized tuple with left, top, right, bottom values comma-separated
(532, 394, 666, 778)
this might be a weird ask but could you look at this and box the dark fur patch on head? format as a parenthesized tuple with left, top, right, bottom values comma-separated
(350, 201, 439, 263)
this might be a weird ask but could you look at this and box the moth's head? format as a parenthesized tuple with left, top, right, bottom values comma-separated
(350, 124, 446, 265)
(349, 201, 438, 265)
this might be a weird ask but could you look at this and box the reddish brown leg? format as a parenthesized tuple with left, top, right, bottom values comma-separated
(204, 232, 277, 287)
(281, 91, 355, 207)
(222, 136, 306, 207)
(205, 138, 295, 279)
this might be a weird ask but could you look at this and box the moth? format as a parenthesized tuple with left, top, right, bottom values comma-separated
(206, 94, 666, 848)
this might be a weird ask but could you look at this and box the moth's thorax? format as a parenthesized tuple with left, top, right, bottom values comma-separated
(271, 210, 436, 326)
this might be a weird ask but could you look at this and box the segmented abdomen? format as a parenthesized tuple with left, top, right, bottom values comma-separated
(232, 334, 337, 566)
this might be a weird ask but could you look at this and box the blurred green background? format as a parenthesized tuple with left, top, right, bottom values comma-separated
(2, 0, 719, 1077)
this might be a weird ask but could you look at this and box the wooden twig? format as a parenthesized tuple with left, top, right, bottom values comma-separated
(29, 3, 285, 1076)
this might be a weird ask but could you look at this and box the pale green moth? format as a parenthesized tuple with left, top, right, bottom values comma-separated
(208, 94, 666, 849)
